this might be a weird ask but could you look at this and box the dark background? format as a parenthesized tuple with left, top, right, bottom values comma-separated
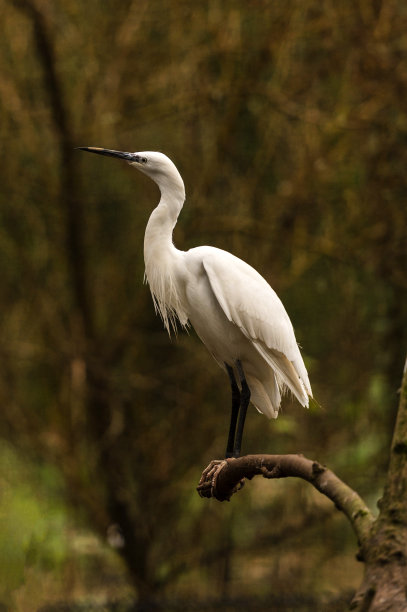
(1, 1, 406, 609)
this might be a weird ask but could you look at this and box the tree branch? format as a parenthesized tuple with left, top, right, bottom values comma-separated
(197, 454, 374, 551)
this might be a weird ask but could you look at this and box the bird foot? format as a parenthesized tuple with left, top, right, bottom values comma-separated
(197, 459, 245, 500)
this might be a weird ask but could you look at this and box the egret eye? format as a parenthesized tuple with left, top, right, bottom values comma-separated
(141, 157, 148, 164)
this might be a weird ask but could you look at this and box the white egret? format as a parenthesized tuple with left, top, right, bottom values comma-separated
(78, 147, 312, 457)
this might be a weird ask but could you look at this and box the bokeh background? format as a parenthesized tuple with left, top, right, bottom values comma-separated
(1, 1, 407, 610)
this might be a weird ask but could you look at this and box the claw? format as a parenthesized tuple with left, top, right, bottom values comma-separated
(198, 459, 228, 498)
(197, 459, 245, 500)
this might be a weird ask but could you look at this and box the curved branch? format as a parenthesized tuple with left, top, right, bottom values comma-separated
(197, 454, 374, 551)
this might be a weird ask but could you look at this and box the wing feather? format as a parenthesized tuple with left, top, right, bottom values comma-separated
(202, 251, 312, 404)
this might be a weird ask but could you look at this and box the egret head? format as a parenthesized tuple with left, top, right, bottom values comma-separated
(77, 147, 185, 199)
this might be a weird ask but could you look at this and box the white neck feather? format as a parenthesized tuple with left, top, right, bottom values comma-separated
(143, 172, 188, 334)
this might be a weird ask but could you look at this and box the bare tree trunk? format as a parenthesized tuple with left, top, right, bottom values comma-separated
(351, 552, 407, 612)
(9, 0, 93, 341)
(350, 359, 407, 611)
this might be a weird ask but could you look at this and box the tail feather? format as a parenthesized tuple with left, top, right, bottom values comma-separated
(253, 341, 310, 407)
(247, 373, 281, 419)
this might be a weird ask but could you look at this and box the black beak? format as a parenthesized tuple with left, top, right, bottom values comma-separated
(76, 147, 138, 162)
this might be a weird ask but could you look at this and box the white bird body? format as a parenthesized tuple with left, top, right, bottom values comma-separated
(184, 247, 311, 418)
(140, 151, 311, 418)
(79, 147, 312, 455)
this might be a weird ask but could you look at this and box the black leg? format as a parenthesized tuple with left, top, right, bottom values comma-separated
(233, 360, 251, 458)
(225, 363, 240, 458)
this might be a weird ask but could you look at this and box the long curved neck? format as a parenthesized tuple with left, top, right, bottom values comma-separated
(143, 173, 187, 332)
(144, 174, 185, 265)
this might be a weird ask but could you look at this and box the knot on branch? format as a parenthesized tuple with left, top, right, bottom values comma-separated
(312, 461, 326, 475)
(260, 464, 282, 478)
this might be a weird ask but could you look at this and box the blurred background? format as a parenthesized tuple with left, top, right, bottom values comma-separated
(1, 1, 407, 610)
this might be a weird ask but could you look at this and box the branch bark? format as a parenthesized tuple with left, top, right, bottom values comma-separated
(197, 454, 374, 551)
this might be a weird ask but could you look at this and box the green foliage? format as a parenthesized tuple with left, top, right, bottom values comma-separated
(0, 442, 68, 602)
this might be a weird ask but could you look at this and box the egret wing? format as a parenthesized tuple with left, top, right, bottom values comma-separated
(202, 250, 311, 404)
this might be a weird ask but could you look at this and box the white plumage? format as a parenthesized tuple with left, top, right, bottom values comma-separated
(79, 147, 312, 456)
